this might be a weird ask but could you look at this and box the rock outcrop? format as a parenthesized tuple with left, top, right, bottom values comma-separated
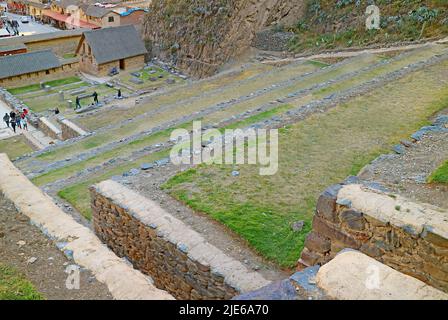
(143, 0, 305, 78)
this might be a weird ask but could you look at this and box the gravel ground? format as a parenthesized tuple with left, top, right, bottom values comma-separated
(359, 111, 448, 209)
(0, 192, 113, 300)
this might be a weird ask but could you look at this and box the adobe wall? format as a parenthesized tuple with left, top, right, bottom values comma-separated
(0, 61, 79, 88)
(90, 180, 270, 300)
(26, 36, 81, 56)
(123, 55, 146, 71)
(299, 183, 448, 293)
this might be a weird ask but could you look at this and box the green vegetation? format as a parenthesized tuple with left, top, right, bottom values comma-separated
(35, 58, 376, 163)
(288, 1, 448, 53)
(7, 77, 82, 95)
(163, 60, 448, 268)
(119, 66, 183, 90)
(0, 264, 43, 300)
(0, 135, 34, 160)
(58, 149, 170, 220)
(428, 160, 448, 183)
(21, 83, 120, 113)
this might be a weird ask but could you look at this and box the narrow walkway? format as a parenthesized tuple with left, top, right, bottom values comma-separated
(0, 99, 56, 148)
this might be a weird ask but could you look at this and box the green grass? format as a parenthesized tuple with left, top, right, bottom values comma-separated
(163, 59, 448, 268)
(53, 104, 300, 220)
(58, 149, 170, 220)
(62, 53, 77, 59)
(428, 160, 448, 183)
(21, 83, 120, 113)
(8, 77, 82, 95)
(34, 57, 374, 164)
(119, 66, 183, 90)
(0, 135, 34, 160)
(0, 264, 44, 300)
(32, 105, 296, 187)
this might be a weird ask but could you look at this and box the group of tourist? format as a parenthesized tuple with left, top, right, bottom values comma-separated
(2, 109, 29, 133)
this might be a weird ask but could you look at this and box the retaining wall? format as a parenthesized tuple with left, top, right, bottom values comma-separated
(91, 180, 270, 300)
(0, 154, 173, 300)
(57, 117, 88, 140)
(235, 250, 448, 300)
(38, 117, 61, 140)
(299, 183, 448, 293)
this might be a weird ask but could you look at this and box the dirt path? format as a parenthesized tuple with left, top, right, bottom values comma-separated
(264, 36, 448, 65)
(0, 192, 113, 300)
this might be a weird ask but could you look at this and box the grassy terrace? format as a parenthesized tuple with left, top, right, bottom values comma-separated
(32, 56, 380, 165)
(55, 106, 296, 220)
(7, 77, 82, 95)
(74, 63, 274, 130)
(0, 135, 34, 160)
(118, 66, 184, 90)
(29, 46, 448, 185)
(0, 264, 43, 300)
(163, 59, 448, 268)
(21, 83, 120, 113)
(428, 160, 448, 184)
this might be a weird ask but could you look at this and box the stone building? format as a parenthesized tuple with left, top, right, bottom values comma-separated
(76, 25, 147, 76)
(0, 49, 78, 87)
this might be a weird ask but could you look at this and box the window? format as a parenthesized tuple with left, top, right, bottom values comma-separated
(108, 16, 114, 22)
(46, 70, 50, 75)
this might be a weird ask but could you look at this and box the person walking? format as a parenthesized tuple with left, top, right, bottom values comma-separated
(3, 113, 10, 128)
(117, 89, 122, 99)
(93, 91, 98, 105)
(16, 114, 22, 130)
(21, 117, 28, 131)
(75, 96, 81, 110)
(10, 115, 16, 133)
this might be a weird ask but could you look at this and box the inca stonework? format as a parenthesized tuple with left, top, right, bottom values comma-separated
(299, 183, 448, 293)
(90, 180, 270, 300)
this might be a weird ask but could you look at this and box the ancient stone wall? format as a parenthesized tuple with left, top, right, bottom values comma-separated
(0, 154, 173, 300)
(235, 250, 448, 300)
(299, 183, 448, 293)
(91, 180, 270, 300)
(57, 117, 87, 141)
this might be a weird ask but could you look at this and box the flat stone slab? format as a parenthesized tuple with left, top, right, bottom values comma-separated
(316, 250, 448, 300)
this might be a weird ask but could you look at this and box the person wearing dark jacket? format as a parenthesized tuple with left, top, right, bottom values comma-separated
(10, 115, 16, 133)
(3, 113, 10, 128)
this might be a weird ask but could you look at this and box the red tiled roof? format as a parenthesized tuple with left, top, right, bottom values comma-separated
(42, 10, 100, 29)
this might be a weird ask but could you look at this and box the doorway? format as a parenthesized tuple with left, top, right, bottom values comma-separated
(119, 59, 125, 70)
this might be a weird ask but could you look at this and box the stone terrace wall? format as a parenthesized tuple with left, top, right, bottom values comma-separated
(57, 117, 88, 141)
(235, 250, 448, 300)
(38, 117, 61, 140)
(0, 154, 173, 300)
(91, 180, 270, 300)
(299, 183, 448, 293)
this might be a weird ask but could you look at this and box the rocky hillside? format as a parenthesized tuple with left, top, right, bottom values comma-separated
(288, 0, 448, 53)
(143, 0, 306, 78)
(143, 1, 448, 78)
